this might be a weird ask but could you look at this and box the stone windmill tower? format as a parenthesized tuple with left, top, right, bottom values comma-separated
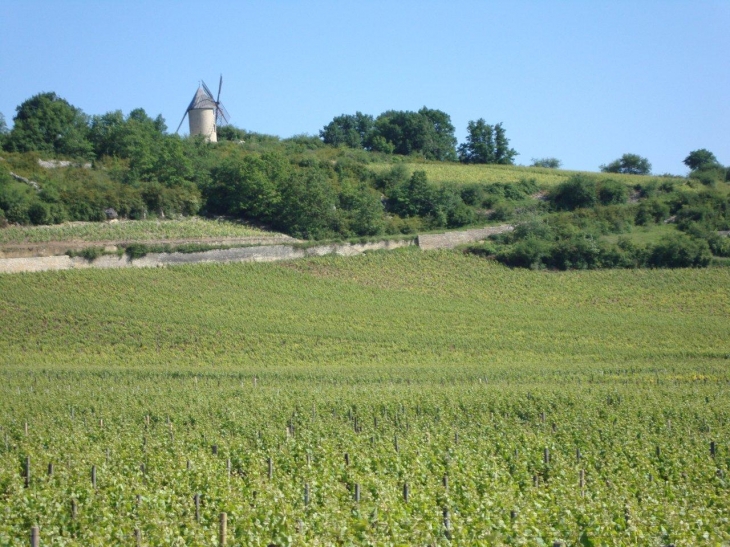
(175, 75, 230, 142)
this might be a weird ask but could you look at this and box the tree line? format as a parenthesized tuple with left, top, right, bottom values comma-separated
(319, 109, 518, 165)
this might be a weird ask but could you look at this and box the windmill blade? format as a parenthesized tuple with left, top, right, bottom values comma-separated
(175, 110, 188, 134)
(216, 74, 222, 104)
(201, 80, 215, 100)
(217, 103, 231, 124)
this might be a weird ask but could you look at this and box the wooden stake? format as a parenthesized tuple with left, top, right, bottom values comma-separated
(25, 456, 30, 488)
(402, 482, 409, 503)
(304, 484, 310, 506)
(134, 528, 141, 547)
(30, 526, 39, 547)
(71, 498, 78, 519)
(91, 465, 96, 489)
(194, 493, 200, 522)
(267, 457, 273, 479)
(219, 512, 227, 546)
(47, 462, 53, 477)
(354, 483, 360, 502)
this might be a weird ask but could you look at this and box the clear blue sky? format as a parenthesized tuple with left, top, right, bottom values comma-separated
(1, 1, 728, 175)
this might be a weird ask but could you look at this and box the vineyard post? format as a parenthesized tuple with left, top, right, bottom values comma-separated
(710, 441, 716, 457)
(344, 453, 349, 466)
(194, 494, 200, 522)
(24, 456, 30, 488)
(544, 448, 550, 464)
(576, 448, 581, 462)
(219, 512, 227, 546)
(30, 526, 39, 547)
(25, 422, 28, 435)
(579, 469, 585, 496)
(268, 457, 273, 479)
(47, 462, 53, 477)
(403, 483, 409, 503)
(443, 507, 451, 540)
(304, 484, 310, 506)
(212, 445, 218, 455)
(443, 475, 448, 490)
(134, 528, 141, 547)
(71, 499, 77, 519)
(91, 465, 96, 489)
(354, 483, 360, 502)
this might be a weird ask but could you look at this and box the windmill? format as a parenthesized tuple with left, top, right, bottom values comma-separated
(175, 75, 230, 142)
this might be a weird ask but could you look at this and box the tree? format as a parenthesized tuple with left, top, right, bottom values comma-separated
(0, 112, 7, 135)
(373, 108, 457, 161)
(458, 119, 494, 164)
(531, 157, 561, 169)
(458, 120, 517, 164)
(494, 123, 518, 165)
(320, 112, 374, 149)
(600, 153, 651, 175)
(683, 149, 719, 171)
(4, 92, 92, 158)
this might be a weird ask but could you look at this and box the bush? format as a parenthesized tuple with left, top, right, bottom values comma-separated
(635, 199, 670, 225)
(647, 234, 711, 268)
(598, 179, 628, 205)
(549, 175, 597, 211)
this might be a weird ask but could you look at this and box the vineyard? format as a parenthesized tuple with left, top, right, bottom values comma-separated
(1, 249, 729, 545)
(366, 161, 677, 188)
(0, 217, 276, 246)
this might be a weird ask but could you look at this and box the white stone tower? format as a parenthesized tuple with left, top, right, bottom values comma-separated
(187, 87, 218, 142)
(175, 76, 229, 142)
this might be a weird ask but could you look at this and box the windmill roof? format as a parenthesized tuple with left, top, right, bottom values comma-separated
(187, 87, 216, 111)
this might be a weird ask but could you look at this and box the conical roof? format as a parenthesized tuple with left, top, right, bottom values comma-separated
(187, 86, 216, 111)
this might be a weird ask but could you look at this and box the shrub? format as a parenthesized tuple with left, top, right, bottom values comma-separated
(635, 199, 670, 225)
(549, 175, 597, 211)
(598, 179, 628, 205)
(647, 234, 711, 268)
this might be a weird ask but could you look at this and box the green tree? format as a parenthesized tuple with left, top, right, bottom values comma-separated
(458, 120, 517, 165)
(373, 108, 457, 161)
(600, 153, 651, 175)
(320, 112, 374, 149)
(4, 92, 92, 158)
(683, 149, 720, 171)
(531, 157, 561, 169)
(494, 123, 518, 165)
(457, 119, 494, 164)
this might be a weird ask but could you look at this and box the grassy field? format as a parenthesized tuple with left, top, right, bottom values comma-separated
(1, 250, 728, 545)
(0, 217, 281, 245)
(367, 161, 677, 188)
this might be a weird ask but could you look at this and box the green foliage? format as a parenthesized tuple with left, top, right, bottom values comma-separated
(1, 251, 728, 543)
(597, 179, 628, 205)
(600, 153, 652, 175)
(549, 175, 598, 211)
(531, 157, 561, 169)
(635, 199, 670, 225)
(374, 107, 458, 161)
(319, 112, 374, 149)
(458, 120, 517, 165)
(4, 92, 93, 159)
(684, 149, 720, 171)
(647, 233, 712, 268)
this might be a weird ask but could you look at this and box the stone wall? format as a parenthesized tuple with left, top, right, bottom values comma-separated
(0, 239, 416, 274)
(417, 224, 513, 250)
